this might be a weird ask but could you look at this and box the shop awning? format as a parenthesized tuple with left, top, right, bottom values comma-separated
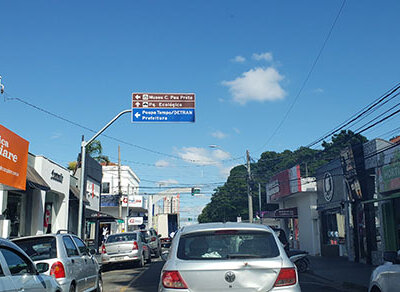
(70, 185, 89, 205)
(85, 208, 120, 221)
(26, 166, 50, 191)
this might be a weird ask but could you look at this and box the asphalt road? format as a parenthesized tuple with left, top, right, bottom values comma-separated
(101, 258, 364, 292)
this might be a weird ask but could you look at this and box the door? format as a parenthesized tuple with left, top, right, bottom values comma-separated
(0, 247, 45, 292)
(63, 235, 86, 291)
(73, 236, 97, 290)
(0, 258, 17, 292)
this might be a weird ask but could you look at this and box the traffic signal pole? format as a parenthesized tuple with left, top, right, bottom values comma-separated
(78, 109, 132, 238)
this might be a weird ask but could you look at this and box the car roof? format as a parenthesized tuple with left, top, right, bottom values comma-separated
(0, 238, 34, 260)
(179, 222, 275, 235)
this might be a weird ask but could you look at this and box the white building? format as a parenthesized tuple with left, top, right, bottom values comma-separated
(100, 164, 143, 232)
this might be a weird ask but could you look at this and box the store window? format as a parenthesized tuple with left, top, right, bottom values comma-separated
(102, 182, 110, 194)
(321, 209, 345, 245)
(5, 193, 23, 238)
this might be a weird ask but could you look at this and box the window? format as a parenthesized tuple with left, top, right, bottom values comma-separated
(63, 236, 79, 257)
(106, 233, 137, 243)
(177, 230, 280, 260)
(72, 237, 88, 255)
(1, 248, 33, 275)
(13, 237, 57, 261)
(102, 182, 110, 194)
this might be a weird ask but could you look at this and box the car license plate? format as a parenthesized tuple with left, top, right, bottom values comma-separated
(113, 256, 125, 261)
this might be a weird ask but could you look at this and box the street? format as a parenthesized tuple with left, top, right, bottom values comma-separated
(101, 258, 365, 292)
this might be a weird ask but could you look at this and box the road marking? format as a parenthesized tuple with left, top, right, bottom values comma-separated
(119, 268, 147, 292)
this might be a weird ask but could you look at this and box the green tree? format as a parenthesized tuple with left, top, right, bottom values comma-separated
(198, 130, 367, 223)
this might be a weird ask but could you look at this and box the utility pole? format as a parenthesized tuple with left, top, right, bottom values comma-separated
(247, 150, 253, 223)
(258, 183, 262, 223)
(118, 146, 123, 222)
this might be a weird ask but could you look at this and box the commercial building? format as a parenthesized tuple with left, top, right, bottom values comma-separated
(266, 165, 320, 256)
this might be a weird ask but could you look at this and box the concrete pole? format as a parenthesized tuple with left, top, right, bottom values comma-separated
(247, 150, 253, 223)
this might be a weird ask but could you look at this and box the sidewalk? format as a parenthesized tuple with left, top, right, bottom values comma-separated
(307, 256, 375, 291)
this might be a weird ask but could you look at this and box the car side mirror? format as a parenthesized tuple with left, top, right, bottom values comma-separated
(383, 251, 399, 264)
(158, 234, 162, 238)
(89, 249, 96, 256)
(161, 250, 169, 261)
(36, 262, 49, 273)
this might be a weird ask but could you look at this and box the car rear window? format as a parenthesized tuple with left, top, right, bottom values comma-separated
(106, 233, 137, 243)
(177, 230, 280, 260)
(14, 237, 57, 261)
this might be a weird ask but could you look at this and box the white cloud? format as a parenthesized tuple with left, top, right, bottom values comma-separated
(155, 160, 170, 168)
(313, 88, 324, 94)
(50, 133, 62, 140)
(219, 165, 234, 178)
(179, 147, 216, 165)
(211, 130, 227, 139)
(233, 127, 241, 134)
(178, 147, 231, 166)
(252, 52, 273, 62)
(156, 179, 179, 186)
(231, 55, 246, 63)
(222, 67, 286, 105)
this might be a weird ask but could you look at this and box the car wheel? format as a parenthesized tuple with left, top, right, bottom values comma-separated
(146, 254, 152, 264)
(69, 283, 76, 292)
(295, 258, 308, 273)
(137, 255, 145, 268)
(96, 274, 103, 292)
(154, 248, 160, 258)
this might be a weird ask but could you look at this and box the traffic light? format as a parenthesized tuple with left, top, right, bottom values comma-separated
(191, 187, 200, 196)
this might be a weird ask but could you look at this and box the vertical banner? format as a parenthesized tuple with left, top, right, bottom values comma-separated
(0, 125, 29, 190)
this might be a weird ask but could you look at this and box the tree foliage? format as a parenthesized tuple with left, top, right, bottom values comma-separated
(198, 130, 367, 223)
(67, 140, 110, 173)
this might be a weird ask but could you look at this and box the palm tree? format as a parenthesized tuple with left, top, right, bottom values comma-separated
(68, 140, 110, 174)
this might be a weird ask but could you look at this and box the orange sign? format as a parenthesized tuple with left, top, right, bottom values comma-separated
(0, 125, 29, 190)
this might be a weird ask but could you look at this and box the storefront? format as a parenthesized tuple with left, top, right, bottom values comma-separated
(266, 165, 320, 255)
(316, 159, 354, 259)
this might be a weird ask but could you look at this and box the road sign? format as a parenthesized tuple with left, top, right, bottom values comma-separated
(132, 93, 195, 123)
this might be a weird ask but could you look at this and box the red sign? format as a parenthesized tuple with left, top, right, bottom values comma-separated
(267, 165, 301, 201)
(0, 125, 29, 190)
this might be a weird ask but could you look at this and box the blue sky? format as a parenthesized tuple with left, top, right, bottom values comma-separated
(1, 0, 400, 221)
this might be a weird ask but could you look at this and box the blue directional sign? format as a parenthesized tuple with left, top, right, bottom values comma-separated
(132, 108, 195, 122)
(131, 93, 195, 123)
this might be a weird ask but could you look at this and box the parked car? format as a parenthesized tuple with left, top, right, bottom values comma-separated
(369, 250, 400, 292)
(140, 228, 162, 257)
(0, 237, 61, 292)
(101, 231, 151, 269)
(13, 231, 102, 292)
(160, 237, 172, 249)
(159, 222, 300, 292)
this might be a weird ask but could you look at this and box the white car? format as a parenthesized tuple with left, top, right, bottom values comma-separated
(13, 231, 102, 292)
(159, 222, 301, 292)
(369, 250, 400, 292)
(0, 237, 61, 291)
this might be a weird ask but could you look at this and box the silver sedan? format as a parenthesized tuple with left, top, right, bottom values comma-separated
(159, 222, 301, 292)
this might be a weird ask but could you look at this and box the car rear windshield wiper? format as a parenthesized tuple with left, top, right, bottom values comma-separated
(226, 254, 263, 259)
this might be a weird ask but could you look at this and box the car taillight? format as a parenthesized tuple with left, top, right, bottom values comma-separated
(133, 241, 139, 250)
(162, 271, 188, 289)
(101, 244, 107, 254)
(50, 261, 66, 279)
(274, 268, 297, 287)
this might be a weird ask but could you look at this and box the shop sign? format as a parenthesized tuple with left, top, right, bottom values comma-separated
(128, 217, 143, 226)
(0, 124, 29, 190)
(122, 195, 143, 208)
(323, 172, 334, 202)
(50, 170, 64, 183)
(274, 207, 298, 218)
(267, 165, 301, 201)
(376, 144, 400, 193)
(86, 179, 100, 211)
(340, 146, 363, 200)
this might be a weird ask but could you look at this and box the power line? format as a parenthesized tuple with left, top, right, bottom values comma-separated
(254, 0, 347, 154)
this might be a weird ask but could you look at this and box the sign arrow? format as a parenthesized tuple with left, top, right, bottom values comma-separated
(135, 102, 141, 107)
(135, 94, 141, 100)
(135, 112, 141, 119)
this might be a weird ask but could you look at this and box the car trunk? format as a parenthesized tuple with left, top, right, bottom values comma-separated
(177, 258, 282, 291)
(105, 241, 135, 255)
